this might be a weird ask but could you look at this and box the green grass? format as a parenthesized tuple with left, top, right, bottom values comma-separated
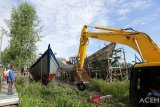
(16, 77, 129, 107)
(0, 73, 2, 91)
(89, 79, 129, 107)
(16, 77, 96, 107)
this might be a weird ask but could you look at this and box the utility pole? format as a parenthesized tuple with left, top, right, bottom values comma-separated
(0, 27, 3, 63)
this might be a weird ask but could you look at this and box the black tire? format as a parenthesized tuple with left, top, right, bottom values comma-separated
(76, 82, 86, 91)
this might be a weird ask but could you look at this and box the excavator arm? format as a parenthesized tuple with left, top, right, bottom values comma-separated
(75, 25, 160, 91)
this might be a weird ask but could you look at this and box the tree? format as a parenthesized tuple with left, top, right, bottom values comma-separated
(2, 2, 42, 68)
(1, 48, 12, 65)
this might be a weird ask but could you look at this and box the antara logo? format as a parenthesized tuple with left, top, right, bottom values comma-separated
(89, 95, 102, 106)
(139, 97, 160, 103)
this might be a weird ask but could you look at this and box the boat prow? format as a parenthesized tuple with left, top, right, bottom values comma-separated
(29, 44, 59, 84)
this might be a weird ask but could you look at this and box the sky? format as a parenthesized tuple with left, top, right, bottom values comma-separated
(0, 0, 160, 63)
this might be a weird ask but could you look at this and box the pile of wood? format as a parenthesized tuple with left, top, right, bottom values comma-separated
(84, 43, 116, 80)
(57, 42, 128, 82)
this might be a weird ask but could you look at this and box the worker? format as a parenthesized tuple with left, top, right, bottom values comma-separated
(4, 68, 9, 81)
(7, 65, 16, 95)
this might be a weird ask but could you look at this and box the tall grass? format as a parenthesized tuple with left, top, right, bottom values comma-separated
(16, 77, 96, 107)
(16, 77, 129, 107)
(89, 79, 129, 107)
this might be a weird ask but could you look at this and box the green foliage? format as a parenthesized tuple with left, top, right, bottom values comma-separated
(16, 78, 96, 107)
(16, 76, 27, 87)
(16, 77, 129, 107)
(0, 73, 2, 90)
(89, 79, 129, 107)
(126, 62, 133, 67)
(1, 48, 11, 66)
(2, 2, 41, 67)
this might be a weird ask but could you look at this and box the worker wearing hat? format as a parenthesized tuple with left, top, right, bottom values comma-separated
(4, 67, 9, 81)
(7, 65, 16, 95)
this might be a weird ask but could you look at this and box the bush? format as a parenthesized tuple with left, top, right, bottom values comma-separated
(16, 78, 96, 107)
(89, 79, 129, 107)
(16, 77, 129, 107)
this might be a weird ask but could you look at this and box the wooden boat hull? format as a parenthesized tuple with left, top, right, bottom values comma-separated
(29, 44, 59, 84)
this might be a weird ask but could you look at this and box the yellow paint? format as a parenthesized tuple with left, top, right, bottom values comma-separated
(135, 62, 160, 68)
(77, 25, 160, 70)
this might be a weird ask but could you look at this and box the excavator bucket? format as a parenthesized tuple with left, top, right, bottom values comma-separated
(74, 66, 90, 91)
(74, 69, 90, 83)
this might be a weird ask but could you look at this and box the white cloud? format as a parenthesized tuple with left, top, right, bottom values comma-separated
(25, 0, 112, 58)
(0, 0, 18, 51)
(132, 0, 153, 9)
(0, 0, 159, 63)
(117, 0, 154, 16)
(0, 0, 114, 59)
(118, 8, 130, 16)
(126, 14, 159, 27)
(152, 26, 160, 31)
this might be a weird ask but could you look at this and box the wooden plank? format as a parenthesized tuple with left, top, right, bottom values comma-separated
(0, 98, 18, 106)
(0, 81, 19, 106)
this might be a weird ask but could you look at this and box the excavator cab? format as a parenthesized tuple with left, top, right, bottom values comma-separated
(129, 63, 160, 106)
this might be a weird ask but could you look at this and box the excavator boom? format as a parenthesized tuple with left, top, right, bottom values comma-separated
(75, 25, 160, 91)
(75, 25, 160, 107)
(78, 25, 160, 70)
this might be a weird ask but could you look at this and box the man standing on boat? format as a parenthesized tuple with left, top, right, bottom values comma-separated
(7, 65, 16, 95)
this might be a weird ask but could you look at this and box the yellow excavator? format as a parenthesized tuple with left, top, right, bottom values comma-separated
(75, 25, 160, 106)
